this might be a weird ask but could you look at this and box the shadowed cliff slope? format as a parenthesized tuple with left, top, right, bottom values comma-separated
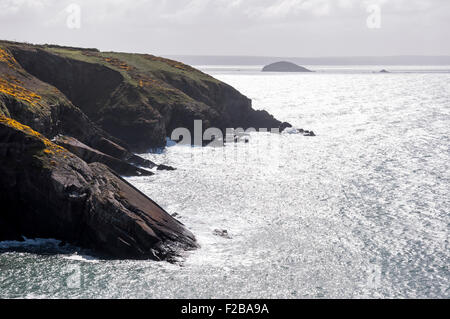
(0, 40, 286, 259)
(1, 41, 283, 152)
(0, 115, 197, 260)
(0, 43, 160, 174)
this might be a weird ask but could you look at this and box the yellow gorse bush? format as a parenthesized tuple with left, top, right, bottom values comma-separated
(144, 55, 193, 71)
(103, 57, 132, 71)
(0, 48, 19, 68)
(0, 77, 42, 106)
(0, 115, 67, 156)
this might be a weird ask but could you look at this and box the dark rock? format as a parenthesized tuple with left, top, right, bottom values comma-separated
(279, 122, 293, 132)
(262, 61, 313, 73)
(90, 137, 157, 169)
(54, 135, 154, 176)
(379, 69, 389, 73)
(0, 44, 156, 170)
(2, 41, 288, 152)
(0, 116, 197, 260)
(304, 130, 316, 136)
(213, 229, 232, 239)
(157, 164, 176, 171)
(244, 109, 282, 131)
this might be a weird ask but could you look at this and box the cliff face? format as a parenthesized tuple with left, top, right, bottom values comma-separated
(1, 41, 283, 152)
(0, 44, 159, 174)
(0, 116, 197, 260)
(0, 40, 287, 259)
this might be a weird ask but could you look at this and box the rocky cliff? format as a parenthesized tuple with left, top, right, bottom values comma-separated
(0, 116, 197, 260)
(0, 40, 287, 260)
(1, 41, 283, 152)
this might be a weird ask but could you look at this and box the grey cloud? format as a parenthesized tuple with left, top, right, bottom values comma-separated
(0, 0, 448, 56)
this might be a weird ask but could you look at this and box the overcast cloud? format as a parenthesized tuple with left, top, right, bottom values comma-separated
(0, 0, 449, 56)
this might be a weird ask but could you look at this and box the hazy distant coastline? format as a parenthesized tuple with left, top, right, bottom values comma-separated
(165, 55, 450, 66)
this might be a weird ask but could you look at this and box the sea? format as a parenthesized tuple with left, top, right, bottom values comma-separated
(0, 65, 449, 298)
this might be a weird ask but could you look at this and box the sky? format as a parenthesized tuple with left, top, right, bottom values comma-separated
(0, 0, 449, 57)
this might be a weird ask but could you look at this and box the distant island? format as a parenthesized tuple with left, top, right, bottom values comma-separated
(168, 55, 450, 66)
(262, 61, 313, 72)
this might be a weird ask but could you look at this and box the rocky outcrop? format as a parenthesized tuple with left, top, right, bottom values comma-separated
(0, 115, 197, 260)
(213, 229, 232, 239)
(89, 136, 157, 169)
(157, 164, 176, 171)
(0, 43, 157, 170)
(279, 122, 292, 132)
(0, 40, 293, 260)
(262, 61, 313, 73)
(53, 135, 154, 176)
(1, 41, 287, 152)
(285, 127, 317, 136)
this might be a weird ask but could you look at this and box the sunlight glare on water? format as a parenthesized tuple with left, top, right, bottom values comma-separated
(0, 66, 449, 298)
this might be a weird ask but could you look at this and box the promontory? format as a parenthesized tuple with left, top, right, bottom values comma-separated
(0, 40, 287, 260)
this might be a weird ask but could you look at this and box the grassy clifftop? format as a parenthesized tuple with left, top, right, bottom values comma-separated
(0, 40, 283, 152)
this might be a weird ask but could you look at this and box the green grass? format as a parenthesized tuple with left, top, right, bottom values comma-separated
(46, 47, 219, 87)
(0, 41, 223, 122)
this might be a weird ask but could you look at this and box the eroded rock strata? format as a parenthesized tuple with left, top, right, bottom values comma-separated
(2, 41, 284, 152)
(0, 116, 197, 260)
(0, 40, 288, 259)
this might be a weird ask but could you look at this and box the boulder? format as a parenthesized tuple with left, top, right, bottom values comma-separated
(0, 115, 197, 260)
(213, 229, 232, 239)
(303, 130, 316, 136)
(157, 164, 176, 171)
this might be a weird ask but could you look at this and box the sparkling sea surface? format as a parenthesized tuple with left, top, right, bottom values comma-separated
(0, 65, 449, 298)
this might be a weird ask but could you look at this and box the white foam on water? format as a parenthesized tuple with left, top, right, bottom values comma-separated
(62, 254, 99, 263)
